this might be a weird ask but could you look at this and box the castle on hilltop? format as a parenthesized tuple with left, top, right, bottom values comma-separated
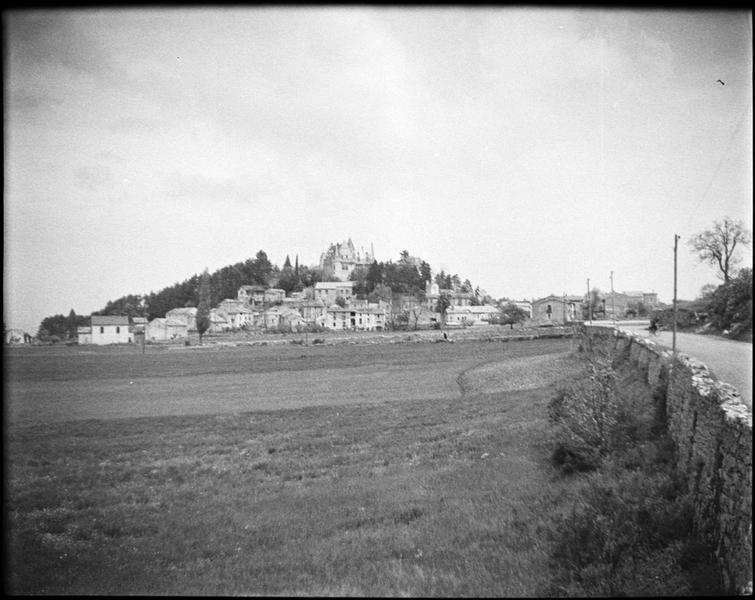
(319, 238, 374, 281)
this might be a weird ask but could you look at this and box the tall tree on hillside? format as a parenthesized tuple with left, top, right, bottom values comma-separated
(196, 269, 211, 345)
(688, 217, 752, 283)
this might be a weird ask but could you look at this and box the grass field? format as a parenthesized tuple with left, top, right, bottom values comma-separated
(6, 337, 589, 595)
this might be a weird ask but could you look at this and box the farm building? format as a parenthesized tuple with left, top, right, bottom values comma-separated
(90, 315, 131, 344)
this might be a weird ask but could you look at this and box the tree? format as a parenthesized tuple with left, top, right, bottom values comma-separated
(499, 302, 528, 329)
(707, 267, 752, 333)
(435, 293, 452, 327)
(196, 269, 211, 345)
(688, 217, 752, 283)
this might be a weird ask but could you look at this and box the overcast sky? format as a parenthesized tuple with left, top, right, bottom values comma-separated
(4, 7, 753, 333)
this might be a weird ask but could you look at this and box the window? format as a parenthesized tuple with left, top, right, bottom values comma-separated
(100, 327, 104, 334)
(116, 326, 120, 334)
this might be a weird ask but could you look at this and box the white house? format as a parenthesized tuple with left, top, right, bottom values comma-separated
(5, 329, 27, 344)
(90, 315, 131, 345)
(324, 304, 386, 331)
(467, 304, 500, 325)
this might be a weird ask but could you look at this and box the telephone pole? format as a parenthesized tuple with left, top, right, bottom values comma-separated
(586, 278, 592, 323)
(610, 270, 615, 324)
(673, 234, 679, 354)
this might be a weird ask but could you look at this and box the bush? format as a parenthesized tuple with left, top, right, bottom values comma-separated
(549, 359, 617, 473)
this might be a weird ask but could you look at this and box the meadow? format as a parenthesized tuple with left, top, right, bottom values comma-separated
(5, 337, 586, 595)
(6, 335, 716, 595)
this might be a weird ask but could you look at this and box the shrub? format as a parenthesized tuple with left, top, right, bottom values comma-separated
(549, 359, 617, 473)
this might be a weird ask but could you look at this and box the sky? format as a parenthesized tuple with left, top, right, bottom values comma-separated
(4, 7, 753, 334)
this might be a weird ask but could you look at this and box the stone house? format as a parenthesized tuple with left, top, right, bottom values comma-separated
(146, 317, 188, 341)
(531, 295, 581, 325)
(217, 299, 254, 330)
(165, 307, 198, 331)
(90, 315, 131, 344)
(323, 304, 386, 331)
(314, 281, 355, 305)
(319, 238, 374, 281)
(237, 284, 266, 307)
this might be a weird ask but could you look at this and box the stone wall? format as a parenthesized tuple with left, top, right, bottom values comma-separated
(579, 324, 752, 595)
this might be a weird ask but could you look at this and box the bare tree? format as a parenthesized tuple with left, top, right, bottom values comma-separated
(688, 217, 752, 283)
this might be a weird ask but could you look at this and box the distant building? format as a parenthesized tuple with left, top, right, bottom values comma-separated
(90, 315, 131, 344)
(314, 281, 355, 305)
(531, 295, 581, 325)
(77, 326, 92, 345)
(4, 328, 27, 344)
(324, 304, 386, 331)
(217, 299, 254, 329)
(146, 317, 188, 341)
(320, 238, 374, 281)
(238, 285, 266, 307)
(165, 307, 198, 331)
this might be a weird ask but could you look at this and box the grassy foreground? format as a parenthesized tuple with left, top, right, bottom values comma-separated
(7, 346, 584, 595)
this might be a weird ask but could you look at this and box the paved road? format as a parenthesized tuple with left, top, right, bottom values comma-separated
(593, 321, 752, 410)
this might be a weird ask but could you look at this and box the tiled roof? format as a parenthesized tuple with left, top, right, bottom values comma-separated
(91, 315, 129, 326)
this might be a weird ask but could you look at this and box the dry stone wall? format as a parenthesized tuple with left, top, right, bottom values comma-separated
(580, 324, 752, 595)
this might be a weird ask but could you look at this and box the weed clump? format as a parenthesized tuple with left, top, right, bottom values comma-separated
(548, 359, 617, 473)
(544, 358, 724, 596)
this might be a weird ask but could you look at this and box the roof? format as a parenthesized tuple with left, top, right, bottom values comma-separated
(91, 315, 129, 326)
(315, 281, 354, 289)
(77, 326, 92, 333)
(131, 317, 148, 324)
(166, 307, 197, 315)
(165, 318, 188, 327)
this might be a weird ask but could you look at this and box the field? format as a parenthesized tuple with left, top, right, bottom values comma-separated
(6, 337, 587, 595)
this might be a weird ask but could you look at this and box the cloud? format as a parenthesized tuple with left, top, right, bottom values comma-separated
(73, 164, 117, 191)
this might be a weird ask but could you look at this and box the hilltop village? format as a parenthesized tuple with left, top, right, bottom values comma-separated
(16, 238, 660, 346)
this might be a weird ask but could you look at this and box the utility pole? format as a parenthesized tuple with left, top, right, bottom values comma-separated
(673, 234, 679, 354)
(610, 270, 615, 324)
(586, 278, 592, 323)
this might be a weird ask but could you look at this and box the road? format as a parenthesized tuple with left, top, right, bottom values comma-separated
(592, 321, 752, 409)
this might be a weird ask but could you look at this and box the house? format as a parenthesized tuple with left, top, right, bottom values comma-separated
(208, 309, 229, 333)
(531, 295, 581, 325)
(237, 284, 266, 307)
(146, 317, 188, 341)
(264, 288, 286, 305)
(314, 281, 355, 305)
(298, 298, 327, 323)
(217, 299, 254, 330)
(445, 306, 472, 327)
(77, 326, 92, 345)
(324, 303, 386, 331)
(90, 315, 131, 344)
(165, 307, 197, 331)
(5, 328, 27, 344)
(604, 290, 660, 318)
(467, 304, 500, 325)
(263, 306, 306, 330)
(130, 316, 148, 336)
